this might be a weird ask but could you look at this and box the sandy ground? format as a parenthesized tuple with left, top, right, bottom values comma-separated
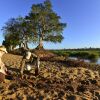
(0, 53, 100, 100)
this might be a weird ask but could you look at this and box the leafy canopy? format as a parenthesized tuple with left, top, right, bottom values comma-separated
(26, 0, 66, 43)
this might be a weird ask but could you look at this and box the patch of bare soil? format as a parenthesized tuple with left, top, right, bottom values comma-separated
(0, 53, 100, 100)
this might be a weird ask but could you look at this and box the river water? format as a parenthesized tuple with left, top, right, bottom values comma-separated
(68, 57, 100, 64)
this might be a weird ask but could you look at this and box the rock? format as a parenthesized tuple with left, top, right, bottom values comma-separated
(0, 85, 4, 91)
(80, 80, 90, 85)
(0, 96, 3, 100)
(83, 91, 92, 100)
(35, 68, 39, 76)
(94, 71, 99, 78)
(8, 83, 19, 91)
(93, 96, 98, 100)
(58, 90, 65, 98)
(94, 90, 100, 100)
(67, 95, 80, 100)
(5, 75, 14, 80)
(0, 72, 5, 83)
(77, 85, 87, 93)
(81, 97, 91, 100)
(66, 85, 74, 92)
(4, 79, 11, 83)
(89, 79, 97, 85)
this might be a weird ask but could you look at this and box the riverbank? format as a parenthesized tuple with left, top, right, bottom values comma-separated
(51, 49, 100, 63)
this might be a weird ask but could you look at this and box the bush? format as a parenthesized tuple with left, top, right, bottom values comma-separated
(51, 50, 69, 57)
(69, 51, 99, 61)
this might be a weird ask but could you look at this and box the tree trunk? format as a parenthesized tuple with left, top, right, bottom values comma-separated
(10, 45, 13, 51)
(24, 41, 29, 50)
(20, 41, 29, 50)
(35, 57, 40, 76)
(9, 45, 14, 51)
(36, 36, 44, 50)
(35, 67, 39, 76)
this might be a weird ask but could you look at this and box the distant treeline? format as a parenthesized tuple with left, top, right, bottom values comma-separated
(49, 48, 100, 51)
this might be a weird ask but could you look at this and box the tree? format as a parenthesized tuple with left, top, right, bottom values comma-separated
(26, 0, 66, 50)
(2, 18, 20, 51)
(15, 17, 33, 49)
(2, 33, 19, 51)
(2, 17, 33, 50)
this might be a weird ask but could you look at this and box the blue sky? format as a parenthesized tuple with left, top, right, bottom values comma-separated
(0, 0, 100, 49)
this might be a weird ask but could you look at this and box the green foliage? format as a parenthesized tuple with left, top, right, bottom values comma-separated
(69, 51, 99, 60)
(2, 18, 20, 50)
(51, 49, 99, 62)
(26, 0, 66, 47)
(2, 17, 34, 49)
(2, 33, 19, 47)
(51, 50, 69, 57)
(44, 35, 64, 43)
(2, 0, 66, 49)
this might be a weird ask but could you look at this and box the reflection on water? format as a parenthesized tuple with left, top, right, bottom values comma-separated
(68, 57, 77, 60)
(68, 57, 100, 64)
(96, 58, 100, 64)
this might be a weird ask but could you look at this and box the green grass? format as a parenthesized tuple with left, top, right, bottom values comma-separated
(51, 49, 100, 61)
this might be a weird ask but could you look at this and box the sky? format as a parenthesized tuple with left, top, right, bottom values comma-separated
(0, 0, 100, 49)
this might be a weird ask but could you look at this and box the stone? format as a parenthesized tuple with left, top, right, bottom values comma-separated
(94, 90, 100, 100)
(83, 91, 92, 100)
(66, 85, 74, 92)
(77, 85, 87, 93)
(67, 95, 80, 100)
(0, 72, 5, 83)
